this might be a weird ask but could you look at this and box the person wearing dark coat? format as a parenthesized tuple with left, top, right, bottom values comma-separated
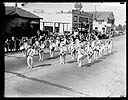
(9, 38, 15, 51)
(5, 39, 9, 52)
(15, 38, 20, 51)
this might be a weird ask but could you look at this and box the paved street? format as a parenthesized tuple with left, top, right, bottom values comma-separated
(5, 35, 126, 97)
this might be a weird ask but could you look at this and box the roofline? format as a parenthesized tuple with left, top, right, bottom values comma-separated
(5, 15, 43, 20)
(5, 6, 42, 19)
(17, 7, 42, 19)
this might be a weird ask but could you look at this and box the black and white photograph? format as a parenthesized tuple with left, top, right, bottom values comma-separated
(3, 2, 126, 97)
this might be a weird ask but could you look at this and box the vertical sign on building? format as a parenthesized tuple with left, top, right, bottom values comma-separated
(40, 19, 43, 31)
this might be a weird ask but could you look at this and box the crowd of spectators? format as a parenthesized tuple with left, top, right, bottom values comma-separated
(4, 29, 109, 53)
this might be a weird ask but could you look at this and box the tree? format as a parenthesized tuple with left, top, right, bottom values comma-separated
(122, 25, 126, 31)
(116, 24, 123, 31)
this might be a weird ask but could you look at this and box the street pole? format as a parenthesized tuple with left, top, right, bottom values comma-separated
(15, 2, 17, 13)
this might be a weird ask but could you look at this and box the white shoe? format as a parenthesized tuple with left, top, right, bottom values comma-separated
(88, 60, 91, 64)
(78, 65, 81, 67)
(27, 66, 30, 68)
(30, 66, 33, 69)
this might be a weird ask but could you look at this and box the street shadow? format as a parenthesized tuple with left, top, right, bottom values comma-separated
(82, 59, 102, 67)
(5, 71, 90, 96)
(66, 52, 71, 55)
(81, 50, 118, 68)
(47, 55, 60, 60)
(66, 60, 77, 64)
(34, 64, 51, 68)
(99, 50, 118, 60)
(5, 55, 23, 59)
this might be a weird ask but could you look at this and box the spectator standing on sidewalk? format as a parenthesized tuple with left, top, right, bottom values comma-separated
(37, 30, 40, 39)
(15, 38, 20, 51)
(74, 29, 79, 38)
(5, 38, 9, 52)
(31, 36, 36, 46)
(9, 37, 15, 52)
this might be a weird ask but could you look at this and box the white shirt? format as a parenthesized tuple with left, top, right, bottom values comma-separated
(27, 48, 35, 57)
(74, 31, 78, 37)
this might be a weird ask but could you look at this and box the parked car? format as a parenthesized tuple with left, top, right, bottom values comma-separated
(118, 31, 124, 35)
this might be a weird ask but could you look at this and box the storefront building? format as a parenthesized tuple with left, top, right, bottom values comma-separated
(5, 6, 42, 39)
(34, 9, 93, 35)
(90, 12, 115, 35)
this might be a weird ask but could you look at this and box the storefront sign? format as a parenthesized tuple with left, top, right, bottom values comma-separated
(55, 23, 59, 27)
(40, 19, 43, 31)
(30, 20, 39, 24)
(107, 23, 111, 27)
(79, 17, 88, 23)
(89, 18, 93, 23)
(73, 23, 78, 28)
(73, 16, 78, 22)
(44, 22, 53, 26)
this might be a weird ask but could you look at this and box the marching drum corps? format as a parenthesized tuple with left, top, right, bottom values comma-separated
(19, 31, 113, 69)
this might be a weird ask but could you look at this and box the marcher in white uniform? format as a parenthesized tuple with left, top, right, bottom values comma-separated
(99, 42, 103, 58)
(49, 40, 55, 57)
(56, 37, 60, 47)
(38, 41, 45, 61)
(77, 46, 85, 67)
(23, 41, 28, 56)
(69, 41, 76, 60)
(33, 39, 40, 55)
(26, 46, 35, 69)
(108, 39, 112, 53)
(88, 44, 93, 64)
(59, 42, 67, 64)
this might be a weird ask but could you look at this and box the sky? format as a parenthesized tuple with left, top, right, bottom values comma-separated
(4, 2, 126, 26)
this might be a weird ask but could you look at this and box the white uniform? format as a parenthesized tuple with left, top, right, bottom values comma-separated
(77, 48, 83, 67)
(69, 42, 76, 60)
(38, 43, 45, 61)
(60, 44, 67, 64)
(26, 47, 35, 68)
(49, 42, 55, 57)
(88, 46, 93, 64)
(108, 40, 112, 53)
(34, 40, 40, 55)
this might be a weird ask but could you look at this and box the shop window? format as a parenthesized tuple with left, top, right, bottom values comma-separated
(55, 27, 59, 33)
(95, 27, 98, 30)
(73, 16, 78, 22)
(98, 22, 102, 24)
(21, 22, 26, 29)
(44, 26, 53, 32)
(73, 23, 78, 29)
(102, 27, 105, 30)
(79, 17, 88, 23)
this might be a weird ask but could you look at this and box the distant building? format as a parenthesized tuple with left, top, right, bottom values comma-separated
(34, 9, 93, 35)
(5, 6, 42, 38)
(89, 11, 115, 35)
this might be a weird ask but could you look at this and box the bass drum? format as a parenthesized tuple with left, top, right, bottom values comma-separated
(20, 45, 24, 51)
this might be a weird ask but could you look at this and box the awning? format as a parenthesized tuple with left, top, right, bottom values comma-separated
(30, 20, 39, 24)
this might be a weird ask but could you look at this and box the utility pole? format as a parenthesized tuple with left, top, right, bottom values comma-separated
(94, 5, 97, 21)
(15, 2, 17, 13)
(15, 2, 17, 8)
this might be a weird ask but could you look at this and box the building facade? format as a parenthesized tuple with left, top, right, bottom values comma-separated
(5, 6, 41, 39)
(34, 9, 93, 35)
(90, 12, 115, 35)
